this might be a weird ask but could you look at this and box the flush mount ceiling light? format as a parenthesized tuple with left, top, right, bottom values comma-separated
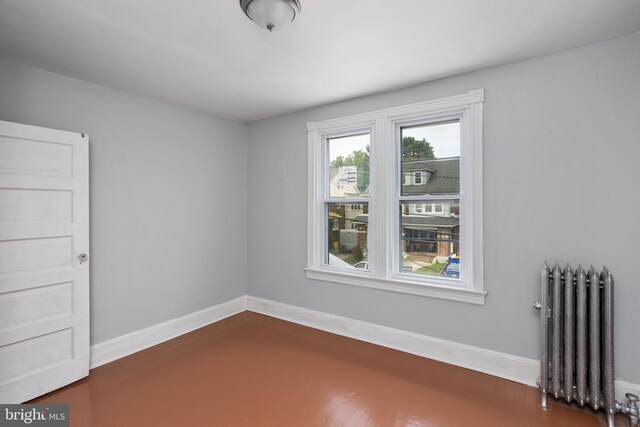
(240, 0, 301, 32)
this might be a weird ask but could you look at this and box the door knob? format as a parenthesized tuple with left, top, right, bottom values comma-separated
(78, 253, 89, 263)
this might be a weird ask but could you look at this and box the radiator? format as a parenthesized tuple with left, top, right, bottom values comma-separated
(534, 263, 638, 427)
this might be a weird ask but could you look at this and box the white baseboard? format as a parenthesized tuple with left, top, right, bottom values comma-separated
(246, 296, 640, 402)
(90, 296, 247, 368)
(246, 296, 539, 386)
(616, 380, 640, 404)
(88, 293, 639, 404)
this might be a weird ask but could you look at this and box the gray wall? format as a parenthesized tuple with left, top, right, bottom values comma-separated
(0, 57, 248, 344)
(246, 34, 640, 383)
(1, 34, 638, 384)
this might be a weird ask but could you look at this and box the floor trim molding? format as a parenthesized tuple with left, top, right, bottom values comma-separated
(246, 296, 639, 401)
(246, 296, 539, 386)
(616, 380, 640, 404)
(90, 296, 247, 368)
(89, 294, 638, 402)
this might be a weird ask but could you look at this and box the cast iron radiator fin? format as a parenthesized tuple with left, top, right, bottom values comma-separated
(534, 262, 638, 427)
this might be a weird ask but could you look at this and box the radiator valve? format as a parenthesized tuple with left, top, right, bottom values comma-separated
(617, 393, 639, 426)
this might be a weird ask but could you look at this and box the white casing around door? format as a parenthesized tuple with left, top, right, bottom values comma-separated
(0, 120, 90, 403)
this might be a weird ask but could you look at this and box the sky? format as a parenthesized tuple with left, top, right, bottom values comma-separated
(328, 121, 460, 161)
(328, 133, 370, 161)
(402, 121, 460, 158)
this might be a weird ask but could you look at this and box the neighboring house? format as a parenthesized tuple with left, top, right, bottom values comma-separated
(328, 169, 369, 252)
(351, 157, 460, 263)
(402, 157, 460, 262)
(402, 157, 459, 197)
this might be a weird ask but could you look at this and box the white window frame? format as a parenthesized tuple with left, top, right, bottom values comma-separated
(414, 171, 423, 185)
(306, 89, 485, 305)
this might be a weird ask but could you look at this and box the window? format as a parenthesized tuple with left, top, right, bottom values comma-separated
(414, 171, 423, 184)
(325, 133, 370, 270)
(400, 120, 460, 279)
(306, 90, 485, 304)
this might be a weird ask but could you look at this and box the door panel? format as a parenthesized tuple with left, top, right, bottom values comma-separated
(0, 237, 74, 274)
(0, 282, 72, 327)
(0, 120, 89, 403)
(0, 188, 73, 223)
(0, 135, 74, 177)
(0, 329, 74, 381)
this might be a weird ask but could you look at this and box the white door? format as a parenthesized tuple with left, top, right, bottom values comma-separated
(0, 120, 90, 403)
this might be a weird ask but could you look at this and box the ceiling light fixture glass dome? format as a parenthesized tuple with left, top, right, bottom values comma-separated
(240, 0, 301, 32)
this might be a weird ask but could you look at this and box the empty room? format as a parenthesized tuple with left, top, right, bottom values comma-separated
(1, 1, 639, 426)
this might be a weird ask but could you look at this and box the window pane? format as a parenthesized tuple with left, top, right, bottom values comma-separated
(399, 200, 460, 278)
(327, 203, 368, 270)
(328, 133, 370, 198)
(401, 121, 460, 196)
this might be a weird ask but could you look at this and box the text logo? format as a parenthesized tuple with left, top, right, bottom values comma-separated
(0, 405, 69, 427)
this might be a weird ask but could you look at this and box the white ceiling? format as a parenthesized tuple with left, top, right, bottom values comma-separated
(0, 1, 639, 122)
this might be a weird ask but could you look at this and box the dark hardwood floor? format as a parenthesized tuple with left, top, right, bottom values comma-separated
(33, 311, 622, 426)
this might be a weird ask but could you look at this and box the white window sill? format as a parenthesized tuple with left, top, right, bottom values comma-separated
(305, 267, 486, 305)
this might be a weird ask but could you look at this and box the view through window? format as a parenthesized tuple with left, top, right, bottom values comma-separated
(400, 121, 461, 278)
(326, 133, 370, 270)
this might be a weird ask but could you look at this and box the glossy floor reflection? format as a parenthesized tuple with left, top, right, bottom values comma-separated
(33, 312, 622, 426)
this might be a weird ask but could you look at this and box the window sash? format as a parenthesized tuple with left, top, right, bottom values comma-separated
(322, 130, 373, 270)
(323, 130, 372, 201)
(323, 201, 370, 267)
(392, 114, 464, 280)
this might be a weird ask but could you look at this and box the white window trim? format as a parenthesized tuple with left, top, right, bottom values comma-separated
(306, 89, 485, 305)
(414, 171, 423, 185)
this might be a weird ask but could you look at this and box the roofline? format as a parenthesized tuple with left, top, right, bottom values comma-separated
(402, 156, 460, 164)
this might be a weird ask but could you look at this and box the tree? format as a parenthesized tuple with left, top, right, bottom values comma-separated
(401, 137, 435, 161)
(331, 155, 348, 169)
(353, 244, 364, 263)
